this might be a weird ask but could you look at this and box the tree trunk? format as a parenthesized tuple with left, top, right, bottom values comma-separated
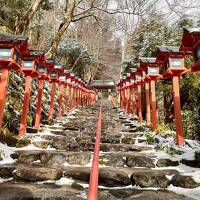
(45, 0, 76, 59)
(15, 0, 43, 35)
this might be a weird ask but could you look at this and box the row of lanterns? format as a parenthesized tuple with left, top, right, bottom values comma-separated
(0, 35, 97, 137)
(117, 28, 200, 146)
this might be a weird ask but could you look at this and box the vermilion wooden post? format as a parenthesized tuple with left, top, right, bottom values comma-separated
(19, 76, 32, 137)
(145, 82, 151, 127)
(76, 87, 79, 106)
(70, 85, 73, 111)
(65, 85, 69, 113)
(73, 86, 77, 108)
(151, 80, 157, 132)
(58, 83, 64, 119)
(122, 87, 125, 110)
(126, 86, 130, 114)
(137, 84, 142, 124)
(131, 87, 136, 118)
(34, 79, 44, 129)
(0, 68, 9, 130)
(49, 82, 56, 120)
(172, 76, 184, 145)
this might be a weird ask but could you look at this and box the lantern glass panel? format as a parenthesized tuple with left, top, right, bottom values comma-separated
(23, 61, 33, 69)
(0, 48, 11, 60)
(59, 75, 66, 81)
(72, 80, 75, 84)
(37, 66, 47, 74)
(148, 66, 159, 75)
(136, 75, 141, 81)
(67, 78, 71, 83)
(55, 64, 62, 69)
(50, 71, 58, 78)
(130, 79, 134, 84)
(170, 58, 183, 69)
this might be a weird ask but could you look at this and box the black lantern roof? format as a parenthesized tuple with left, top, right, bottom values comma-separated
(0, 35, 28, 42)
(158, 46, 180, 53)
(139, 57, 156, 63)
(0, 34, 28, 53)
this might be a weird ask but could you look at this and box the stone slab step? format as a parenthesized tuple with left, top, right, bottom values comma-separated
(63, 166, 179, 188)
(12, 150, 159, 167)
(0, 182, 84, 200)
(0, 182, 195, 200)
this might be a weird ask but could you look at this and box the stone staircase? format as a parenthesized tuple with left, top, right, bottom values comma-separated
(0, 101, 199, 199)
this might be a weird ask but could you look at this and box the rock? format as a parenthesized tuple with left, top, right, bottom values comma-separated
(100, 154, 125, 167)
(171, 174, 200, 188)
(0, 165, 16, 178)
(15, 138, 31, 148)
(39, 153, 53, 163)
(33, 141, 50, 149)
(123, 189, 194, 200)
(98, 191, 116, 200)
(71, 182, 84, 191)
(64, 167, 131, 187)
(64, 167, 90, 182)
(100, 143, 152, 152)
(195, 151, 200, 162)
(52, 139, 69, 150)
(46, 154, 66, 166)
(26, 127, 38, 133)
(156, 159, 179, 167)
(132, 173, 170, 188)
(66, 153, 91, 165)
(41, 135, 56, 140)
(109, 188, 141, 198)
(127, 156, 155, 168)
(0, 182, 84, 200)
(181, 159, 199, 167)
(121, 137, 135, 144)
(101, 136, 120, 144)
(17, 153, 38, 163)
(14, 166, 62, 181)
(99, 168, 131, 187)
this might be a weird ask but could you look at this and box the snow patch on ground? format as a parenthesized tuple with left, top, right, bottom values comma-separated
(168, 185, 200, 200)
(0, 177, 13, 183)
(0, 143, 15, 165)
(55, 177, 74, 186)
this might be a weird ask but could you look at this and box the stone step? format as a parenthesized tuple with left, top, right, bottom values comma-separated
(11, 150, 182, 168)
(1, 160, 200, 189)
(0, 182, 195, 200)
(0, 164, 180, 188)
(0, 182, 85, 200)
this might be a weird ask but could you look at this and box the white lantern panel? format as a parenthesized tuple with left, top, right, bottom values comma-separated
(23, 61, 33, 69)
(148, 66, 159, 75)
(59, 75, 66, 81)
(37, 66, 47, 74)
(50, 71, 58, 78)
(170, 58, 183, 69)
(0, 48, 11, 60)
(136, 75, 141, 80)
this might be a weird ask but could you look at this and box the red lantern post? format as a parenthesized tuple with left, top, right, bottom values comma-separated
(48, 68, 60, 120)
(156, 46, 188, 145)
(0, 35, 28, 131)
(34, 58, 52, 129)
(58, 71, 66, 120)
(134, 73, 143, 124)
(19, 50, 43, 136)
